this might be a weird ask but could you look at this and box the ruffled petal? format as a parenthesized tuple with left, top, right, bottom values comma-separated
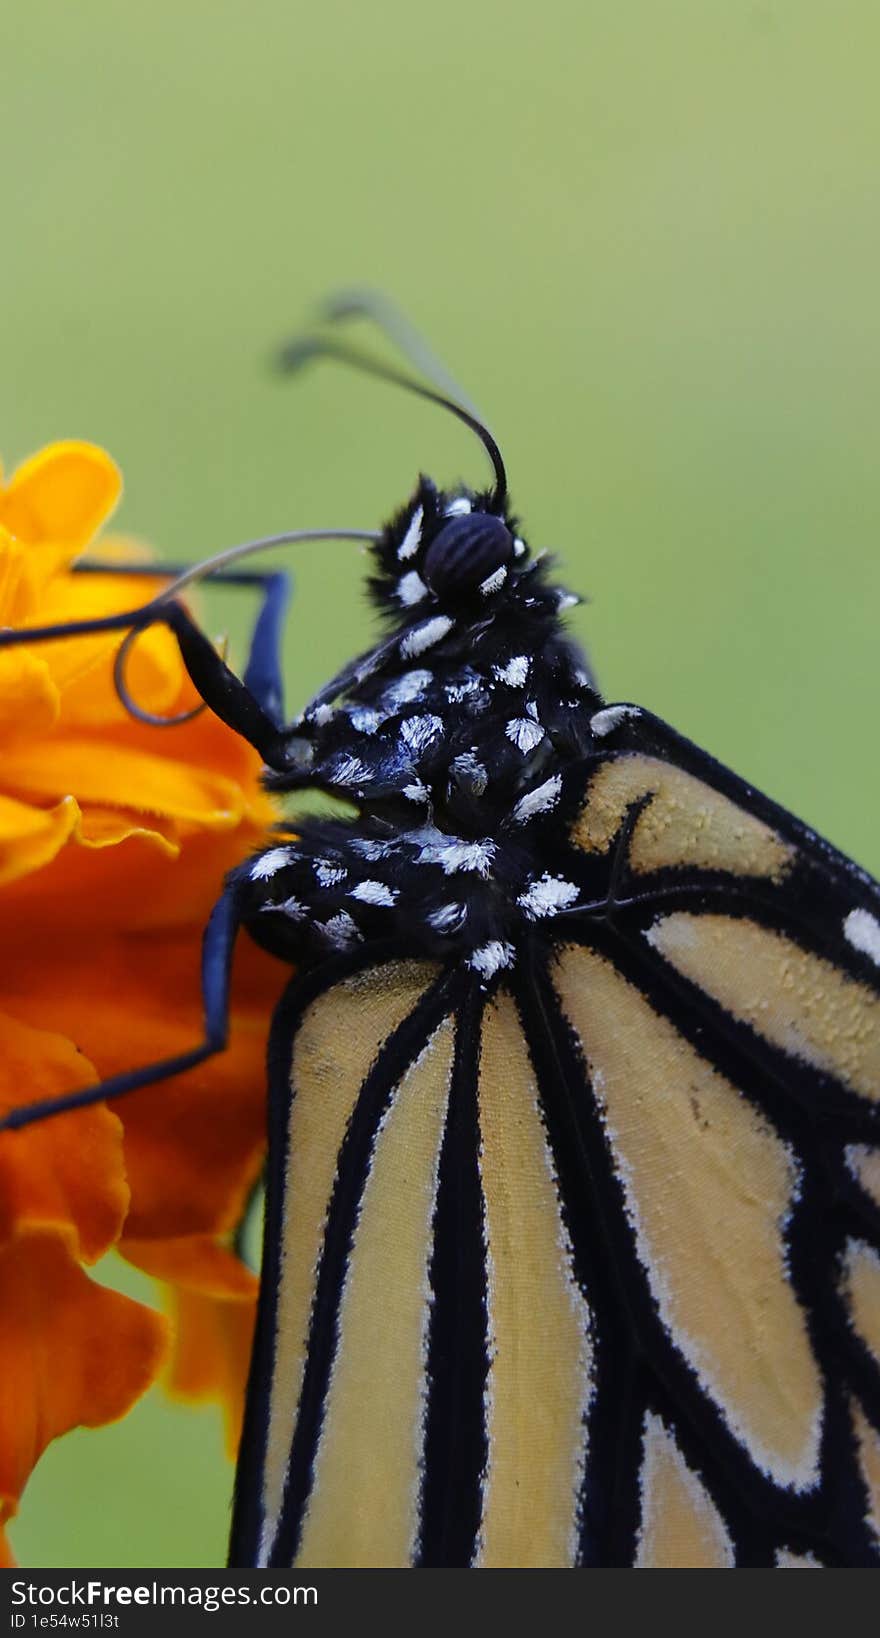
(0, 929, 285, 1238)
(122, 1236, 258, 1454)
(2, 738, 248, 829)
(0, 821, 270, 932)
(0, 443, 122, 555)
(0, 1012, 127, 1259)
(0, 1229, 168, 1530)
(0, 794, 80, 887)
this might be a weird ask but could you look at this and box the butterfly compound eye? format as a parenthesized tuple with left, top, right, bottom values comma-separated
(422, 512, 516, 598)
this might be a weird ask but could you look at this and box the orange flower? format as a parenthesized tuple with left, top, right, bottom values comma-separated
(0, 443, 286, 1562)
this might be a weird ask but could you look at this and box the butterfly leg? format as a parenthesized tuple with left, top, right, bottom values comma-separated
(0, 568, 294, 766)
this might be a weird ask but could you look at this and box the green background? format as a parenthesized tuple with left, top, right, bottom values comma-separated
(1, 0, 878, 1567)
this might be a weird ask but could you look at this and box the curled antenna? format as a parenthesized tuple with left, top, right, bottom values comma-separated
(113, 525, 378, 726)
(132, 525, 380, 607)
(279, 295, 508, 513)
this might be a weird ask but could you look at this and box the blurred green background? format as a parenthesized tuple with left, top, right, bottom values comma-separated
(2, 0, 878, 1568)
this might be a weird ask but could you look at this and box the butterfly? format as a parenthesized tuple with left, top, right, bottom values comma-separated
(2, 295, 879, 1569)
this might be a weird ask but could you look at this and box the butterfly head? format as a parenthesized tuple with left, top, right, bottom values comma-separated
(369, 477, 535, 624)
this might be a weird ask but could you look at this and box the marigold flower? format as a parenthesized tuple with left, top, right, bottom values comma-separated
(0, 443, 285, 1563)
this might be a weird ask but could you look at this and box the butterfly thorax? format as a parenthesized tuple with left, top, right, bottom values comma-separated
(237, 480, 607, 978)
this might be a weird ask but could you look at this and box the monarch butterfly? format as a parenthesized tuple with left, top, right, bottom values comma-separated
(2, 295, 879, 1570)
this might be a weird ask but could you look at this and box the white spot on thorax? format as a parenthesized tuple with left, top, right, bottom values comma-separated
(417, 836, 497, 877)
(349, 879, 398, 907)
(444, 496, 472, 516)
(493, 655, 530, 688)
(314, 860, 348, 887)
(512, 774, 562, 824)
(506, 717, 545, 754)
(450, 751, 488, 793)
(468, 940, 515, 979)
(517, 874, 579, 919)
(381, 669, 433, 710)
(250, 846, 295, 881)
(397, 504, 424, 561)
(329, 753, 370, 787)
(350, 837, 397, 861)
(844, 907, 880, 968)
(321, 911, 362, 948)
(400, 714, 444, 754)
(401, 615, 454, 659)
(397, 570, 428, 606)
(427, 902, 466, 933)
(403, 779, 430, 804)
(479, 566, 508, 596)
(347, 705, 382, 735)
(446, 673, 484, 703)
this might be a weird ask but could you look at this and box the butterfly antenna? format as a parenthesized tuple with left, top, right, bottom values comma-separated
(278, 322, 508, 513)
(318, 288, 482, 418)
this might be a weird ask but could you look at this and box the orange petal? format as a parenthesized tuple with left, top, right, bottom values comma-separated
(0, 443, 121, 554)
(0, 1229, 168, 1519)
(74, 804, 180, 858)
(2, 738, 247, 829)
(0, 819, 270, 933)
(0, 928, 284, 1238)
(0, 1011, 127, 1259)
(123, 1236, 258, 1457)
(0, 793, 80, 887)
(0, 649, 60, 738)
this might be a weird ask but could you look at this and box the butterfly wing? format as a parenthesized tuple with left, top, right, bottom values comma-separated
(230, 707, 880, 1568)
(517, 706, 880, 1566)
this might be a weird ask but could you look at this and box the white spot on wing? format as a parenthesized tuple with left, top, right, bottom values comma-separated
(844, 908, 880, 968)
(506, 717, 545, 754)
(590, 704, 641, 737)
(468, 941, 515, 979)
(397, 504, 424, 561)
(512, 774, 562, 824)
(400, 616, 454, 659)
(350, 879, 398, 907)
(517, 874, 579, 919)
(250, 846, 294, 881)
